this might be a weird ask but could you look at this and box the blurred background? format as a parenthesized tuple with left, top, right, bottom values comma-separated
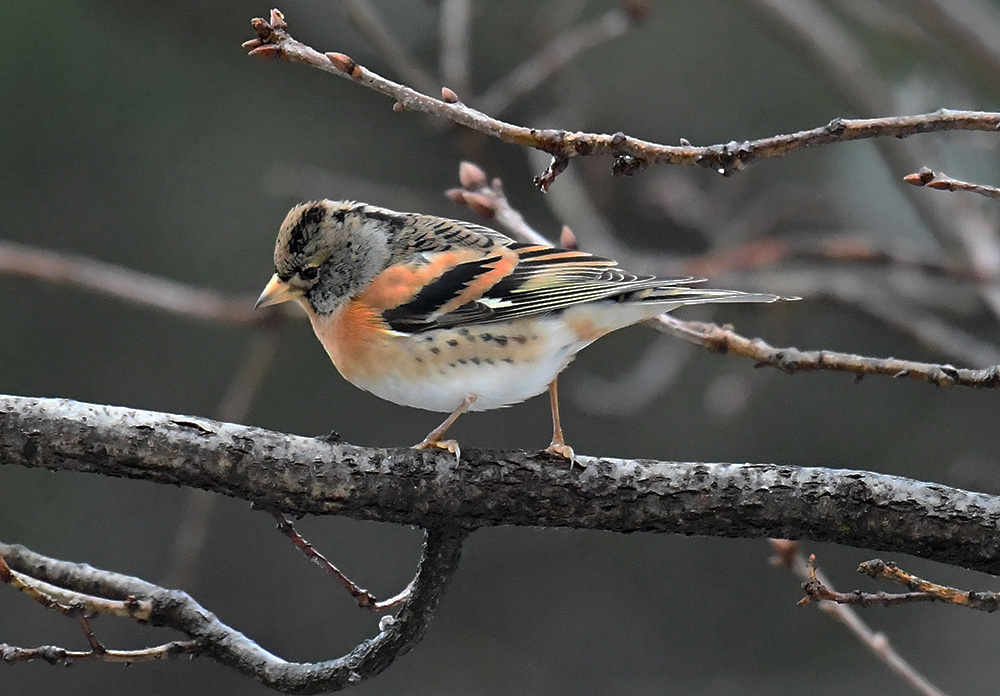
(3, 0, 1000, 694)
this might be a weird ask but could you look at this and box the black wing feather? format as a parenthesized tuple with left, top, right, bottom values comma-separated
(381, 245, 702, 334)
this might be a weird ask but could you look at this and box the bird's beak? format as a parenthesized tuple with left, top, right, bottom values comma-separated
(255, 274, 303, 309)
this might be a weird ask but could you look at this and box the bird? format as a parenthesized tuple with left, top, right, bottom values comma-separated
(256, 200, 790, 462)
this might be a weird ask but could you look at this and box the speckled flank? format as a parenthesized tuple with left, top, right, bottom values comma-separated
(313, 305, 583, 411)
(379, 318, 568, 412)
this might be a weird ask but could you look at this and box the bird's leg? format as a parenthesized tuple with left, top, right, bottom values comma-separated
(413, 394, 477, 462)
(545, 377, 575, 464)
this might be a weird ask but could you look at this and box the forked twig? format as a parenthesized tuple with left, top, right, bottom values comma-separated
(770, 543, 949, 696)
(800, 553, 999, 613)
(0, 552, 195, 665)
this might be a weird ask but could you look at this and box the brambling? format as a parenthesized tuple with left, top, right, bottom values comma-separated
(256, 200, 787, 461)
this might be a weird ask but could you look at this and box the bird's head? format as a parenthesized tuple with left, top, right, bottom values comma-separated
(255, 200, 393, 315)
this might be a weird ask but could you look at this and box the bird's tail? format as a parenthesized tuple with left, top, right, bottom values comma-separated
(624, 286, 798, 306)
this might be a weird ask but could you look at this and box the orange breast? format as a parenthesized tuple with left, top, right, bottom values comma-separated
(308, 300, 395, 385)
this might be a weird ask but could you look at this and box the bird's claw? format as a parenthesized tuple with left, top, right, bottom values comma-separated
(544, 442, 576, 467)
(413, 437, 461, 463)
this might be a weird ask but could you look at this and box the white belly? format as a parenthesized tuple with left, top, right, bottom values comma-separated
(347, 316, 588, 412)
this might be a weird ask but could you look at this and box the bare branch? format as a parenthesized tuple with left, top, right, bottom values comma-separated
(905, 167, 1000, 199)
(1, 640, 200, 665)
(770, 542, 950, 696)
(271, 511, 410, 611)
(439, 0, 472, 97)
(0, 550, 200, 665)
(1, 526, 467, 692)
(475, 3, 647, 116)
(242, 10, 1000, 188)
(0, 240, 259, 324)
(337, 0, 439, 95)
(859, 559, 1000, 611)
(800, 555, 1000, 613)
(3, 395, 1000, 574)
(0, 553, 150, 621)
(654, 316, 1000, 388)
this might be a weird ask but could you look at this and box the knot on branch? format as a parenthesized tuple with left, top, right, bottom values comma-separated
(696, 140, 753, 176)
(612, 154, 647, 176)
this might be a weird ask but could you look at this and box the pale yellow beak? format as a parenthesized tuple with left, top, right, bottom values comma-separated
(255, 273, 304, 309)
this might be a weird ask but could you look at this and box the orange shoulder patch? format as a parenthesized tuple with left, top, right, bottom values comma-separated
(357, 249, 486, 311)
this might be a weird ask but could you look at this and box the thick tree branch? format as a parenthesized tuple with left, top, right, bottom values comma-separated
(243, 10, 1000, 189)
(3, 395, 1000, 574)
(1, 526, 467, 693)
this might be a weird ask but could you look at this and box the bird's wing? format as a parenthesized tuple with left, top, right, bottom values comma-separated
(378, 244, 707, 333)
(401, 213, 517, 253)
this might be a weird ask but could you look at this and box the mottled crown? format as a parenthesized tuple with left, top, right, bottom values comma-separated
(272, 200, 516, 315)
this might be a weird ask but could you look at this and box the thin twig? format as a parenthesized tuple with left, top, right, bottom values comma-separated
(243, 10, 1000, 189)
(439, 0, 472, 97)
(337, 0, 438, 95)
(1, 640, 201, 665)
(271, 512, 411, 611)
(0, 240, 259, 324)
(859, 559, 1000, 611)
(0, 553, 183, 665)
(800, 554, 1000, 613)
(475, 3, 647, 116)
(0, 553, 151, 622)
(655, 315, 1000, 387)
(905, 166, 1000, 199)
(770, 543, 950, 696)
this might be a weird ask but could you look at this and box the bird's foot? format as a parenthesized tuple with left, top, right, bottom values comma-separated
(413, 437, 461, 463)
(544, 441, 576, 467)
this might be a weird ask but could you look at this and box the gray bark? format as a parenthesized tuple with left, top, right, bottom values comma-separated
(2, 394, 998, 574)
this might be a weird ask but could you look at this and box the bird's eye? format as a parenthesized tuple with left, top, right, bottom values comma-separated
(299, 267, 319, 281)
